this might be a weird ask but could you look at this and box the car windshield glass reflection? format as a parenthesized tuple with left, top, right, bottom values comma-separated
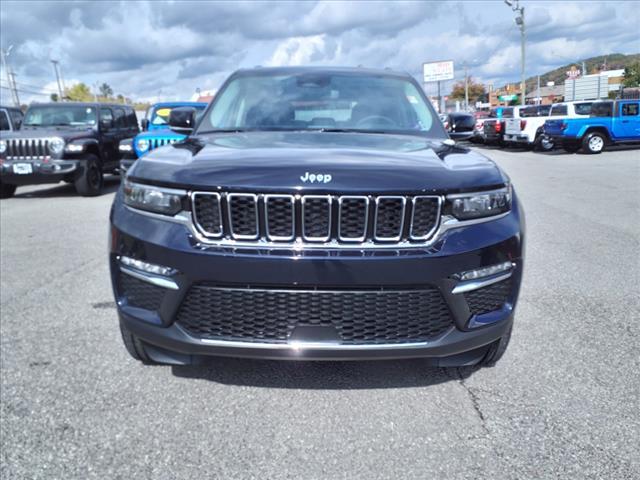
(200, 72, 440, 137)
(24, 106, 97, 127)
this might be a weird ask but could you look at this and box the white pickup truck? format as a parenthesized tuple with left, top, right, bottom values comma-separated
(504, 102, 593, 150)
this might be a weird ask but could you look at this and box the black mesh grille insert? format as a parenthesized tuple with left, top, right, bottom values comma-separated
(465, 278, 512, 316)
(411, 197, 440, 239)
(228, 195, 258, 238)
(339, 197, 368, 240)
(375, 197, 404, 239)
(176, 285, 454, 344)
(266, 196, 294, 240)
(303, 197, 331, 240)
(118, 273, 165, 311)
(193, 193, 222, 236)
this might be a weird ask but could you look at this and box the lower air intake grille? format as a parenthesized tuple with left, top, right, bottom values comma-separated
(176, 285, 454, 344)
(465, 278, 512, 316)
(118, 273, 165, 311)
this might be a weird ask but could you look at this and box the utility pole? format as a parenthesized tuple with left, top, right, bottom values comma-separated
(8, 71, 20, 106)
(51, 60, 64, 101)
(1, 45, 20, 107)
(536, 75, 540, 105)
(505, 0, 526, 106)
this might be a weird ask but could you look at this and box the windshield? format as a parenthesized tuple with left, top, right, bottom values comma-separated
(150, 105, 206, 126)
(198, 72, 441, 137)
(23, 105, 97, 127)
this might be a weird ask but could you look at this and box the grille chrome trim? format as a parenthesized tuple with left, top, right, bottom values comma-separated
(191, 191, 223, 238)
(5, 137, 52, 159)
(409, 195, 442, 240)
(264, 194, 295, 241)
(301, 195, 332, 242)
(227, 193, 259, 240)
(126, 204, 509, 250)
(338, 195, 369, 242)
(373, 195, 406, 242)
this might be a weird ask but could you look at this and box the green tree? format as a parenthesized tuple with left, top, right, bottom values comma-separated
(99, 82, 114, 98)
(65, 83, 93, 102)
(450, 77, 486, 103)
(622, 62, 640, 87)
(50, 93, 59, 102)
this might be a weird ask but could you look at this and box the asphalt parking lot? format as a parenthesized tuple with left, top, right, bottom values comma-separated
(1, 146, 639, 479)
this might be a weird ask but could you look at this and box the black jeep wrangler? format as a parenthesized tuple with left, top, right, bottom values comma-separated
(0, 102, 139, 198)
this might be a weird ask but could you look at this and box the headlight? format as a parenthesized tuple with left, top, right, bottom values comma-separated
(136, 138, 149, 152)
(0, 140, 6, 154)
(449, 186, 511, 220)
(49, 137, 65, 155)
(123, 180, 185, 215)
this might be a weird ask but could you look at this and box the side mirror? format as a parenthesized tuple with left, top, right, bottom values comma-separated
(141, 118, 148, 131)
(169, 107, 197, 135)
(449, 131, 474, 141)
(100, 118, 113, 130)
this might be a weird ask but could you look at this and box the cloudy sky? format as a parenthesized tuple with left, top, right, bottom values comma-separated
(1, 0, 638, 104)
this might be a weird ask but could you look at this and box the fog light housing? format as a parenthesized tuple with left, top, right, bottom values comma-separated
(119, 256, 176, 277)
(456, 261, 513, 281)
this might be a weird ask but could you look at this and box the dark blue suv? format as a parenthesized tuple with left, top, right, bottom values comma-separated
(109, 67, 525, 367)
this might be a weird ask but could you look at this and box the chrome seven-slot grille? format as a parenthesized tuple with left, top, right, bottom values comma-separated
(4, 138, 51, 159)
(191, 192, 441, 244)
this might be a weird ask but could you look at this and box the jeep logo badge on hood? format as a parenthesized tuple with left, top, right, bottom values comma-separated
(300, 172, 332, 183)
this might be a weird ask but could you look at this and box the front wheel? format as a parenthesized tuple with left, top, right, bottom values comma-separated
(582, 132, 606, 154)
(119, 320, 157, 364)
(74, 154, 103, 196)
(534, 134, 554, 152)
(477, 323, 512, 367)
(0, 183, 17, 199)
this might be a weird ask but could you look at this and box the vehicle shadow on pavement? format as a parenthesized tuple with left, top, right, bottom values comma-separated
(171, 359, 476, 390)
(13, 175, 121, 198)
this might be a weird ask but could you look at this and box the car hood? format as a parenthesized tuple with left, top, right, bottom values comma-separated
(128, 131, 507, 193)
(1, 126, 94, 141)
(136, 130, 186, 141)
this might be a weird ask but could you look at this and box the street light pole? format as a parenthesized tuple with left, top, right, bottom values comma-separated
(505, 0, 526, 106)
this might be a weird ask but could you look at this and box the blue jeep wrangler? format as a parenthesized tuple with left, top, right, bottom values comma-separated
(544, 99, 640, 153)
(119, 102, 207, 169)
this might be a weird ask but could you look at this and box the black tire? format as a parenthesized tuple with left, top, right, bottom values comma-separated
(119, 319, 156, 364)
(581, 132, 606, 154)
(0, 183, 17, 199)
(477, 323, 512, 367)
(534, 133, 554, 152)
(74, 154, 103, 196)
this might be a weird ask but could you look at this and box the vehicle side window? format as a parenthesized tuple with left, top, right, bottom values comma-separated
(550, 105, 567, 116)
(100, 108, 114, 126)
(622, 103, 639, 116)
(0, 110, 9, 130)
(590, 102, 613, 117)
(574, 103, 592, 115)
(114, 108, 125, 128)
(126, 109, 137, 128)
(10, 110, 23, 129)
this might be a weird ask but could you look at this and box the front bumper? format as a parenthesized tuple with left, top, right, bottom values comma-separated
(0, 158, 80, 185)
(109, 189, 525, 362)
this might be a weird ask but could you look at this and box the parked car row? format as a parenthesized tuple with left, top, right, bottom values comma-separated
(0, 100, 208, 198)
(467, 99, 640, 154)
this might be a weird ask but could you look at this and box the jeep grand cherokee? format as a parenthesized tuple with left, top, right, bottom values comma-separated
(109, 67, 524, 367)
